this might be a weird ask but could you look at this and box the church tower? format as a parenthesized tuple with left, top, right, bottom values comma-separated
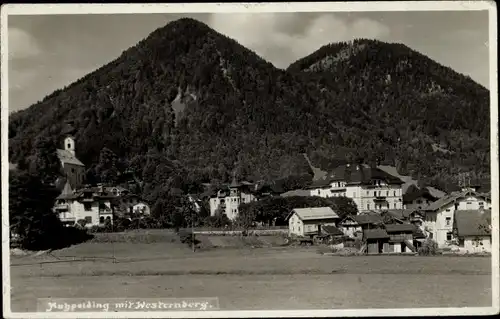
(64, 136, 76, 157)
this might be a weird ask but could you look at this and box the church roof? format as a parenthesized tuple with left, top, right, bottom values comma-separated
(56, 149, 84, 166)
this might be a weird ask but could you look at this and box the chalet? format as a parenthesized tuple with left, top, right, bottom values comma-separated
(403, 186, 445, 210)
(54, 181, 115, 227)
(337, 215, 362, 238)
(363, 229, 390, 254)
(384, 223, 416, 253)
(422, 189, 491, 248)
(453, 209, 492, 253)
(382, 209, 425, 229)
(286, 207, 340, 237)
(353, 213, 384, 230)
(132, 202, 151, 217)
(307, 164, 404, 212)
(56, 124, 85, 189)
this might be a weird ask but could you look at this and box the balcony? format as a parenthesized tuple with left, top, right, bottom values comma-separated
(59, 216, 76, 223)
(373, 196, 387, 202)
(55, 203, 69, 210)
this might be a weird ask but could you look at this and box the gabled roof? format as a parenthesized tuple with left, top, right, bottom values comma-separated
(424, 191, 490, 211)
(287, 207, 339, 221)
(322, 225, 344, 236)
(353, 213, 383, 225)
(454, 209, 491, 237)
(385, 223, 415, 233)
(307, 164, 403, 189)
(364, 228, 389, 239)
(383, 209, 420, 220)
(56, 149, 85, 166)
(403, 187, 440, 203)
(56, 181, 76, 200)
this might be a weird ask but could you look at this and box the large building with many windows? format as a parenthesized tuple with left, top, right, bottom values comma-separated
(307, 164, 404, 212)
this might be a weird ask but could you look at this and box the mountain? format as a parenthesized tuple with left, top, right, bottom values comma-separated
(287, 39, 490, 191)
(8, 19, 490, 207)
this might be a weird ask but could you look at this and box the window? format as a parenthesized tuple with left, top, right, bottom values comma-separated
(71, 168, 75, 173)
(393, 191, 396, 197)
(446, 232, 452, 241)
(367, 204, 370, 210)
(99, 216, 104, 224)
(85, 216, 92, 224)
(353, 193, 356, 198)
(445, 217, 451, 226)
(67, 143, 71, 149)
(429, 232, 434, 239)
(479, 202, 484, 207)
(84, 203, 92, 211)
(318, 190, 320, 195)
(446, 209, 451, 212)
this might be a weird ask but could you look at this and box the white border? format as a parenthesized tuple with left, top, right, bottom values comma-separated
(1, 2, 498, 318)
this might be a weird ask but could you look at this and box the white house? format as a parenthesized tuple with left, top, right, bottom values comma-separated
(453, 209, 492, 253)
(208, 178, 257, 220)
(286, 207, 340, 237)
(337, 215, 363, 238)
(54, 182, 115, 227)
(308, 164, 404, 212)
(422, 188, 491, 248)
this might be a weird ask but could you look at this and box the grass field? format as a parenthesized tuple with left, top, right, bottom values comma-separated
(9, 231, 493, 312)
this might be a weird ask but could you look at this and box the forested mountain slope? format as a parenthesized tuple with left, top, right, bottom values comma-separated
(8, 20, 490, 202)
(288, 39, 490, 191)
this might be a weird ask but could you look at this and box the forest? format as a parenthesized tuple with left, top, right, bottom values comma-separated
(8, 18, 491, 210)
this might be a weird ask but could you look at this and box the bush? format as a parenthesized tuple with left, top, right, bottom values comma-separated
(418, 238, 439, 256)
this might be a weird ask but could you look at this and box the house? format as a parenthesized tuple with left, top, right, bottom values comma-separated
(307, 164, 404, 212)
(286, 207, 340, 237)
(403, 186, 443, 210)
(111, 192, 143, 219)
(384, 223, 416, 253)
(453, 209, 492, 253)
(53, 182, 115, 227)
(353, 212, 384, 230)
(382, 209, 425, 230)
(208, 177, 257, 220)
(56, 125, 85, 189)
(422, 189, 491, 248)
(363, 229, 390, 254)
(337, 215, 362, 238)
(208, 177, 286, 220)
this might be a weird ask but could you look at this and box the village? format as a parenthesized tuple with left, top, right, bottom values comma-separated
(43, 130, 492, 256)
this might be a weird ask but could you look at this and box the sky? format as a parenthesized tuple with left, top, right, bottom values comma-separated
(7, 10, 490, 113)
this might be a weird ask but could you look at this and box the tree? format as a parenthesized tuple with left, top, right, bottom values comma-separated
(9, 171, 63, 250)
(28, 136, 61, 185)
(95, 147, 120, 184)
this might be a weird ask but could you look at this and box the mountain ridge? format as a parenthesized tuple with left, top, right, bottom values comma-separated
(8, 18, 490, 205)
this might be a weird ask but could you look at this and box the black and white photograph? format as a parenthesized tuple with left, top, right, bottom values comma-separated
(1, 2, 498, 318)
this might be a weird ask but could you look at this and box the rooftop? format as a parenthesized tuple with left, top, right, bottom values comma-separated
(454, 209, 491, 237)
(353, 213, 383, 225)
(288, 207, 339, 221)
(384, 223, 415, 233)
(56, 149, 85, 166)
(307, 164, 403, 189)
(364, 228, 389, 240)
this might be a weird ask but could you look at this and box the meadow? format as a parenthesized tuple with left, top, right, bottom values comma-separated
(9, 230, 493, 312)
